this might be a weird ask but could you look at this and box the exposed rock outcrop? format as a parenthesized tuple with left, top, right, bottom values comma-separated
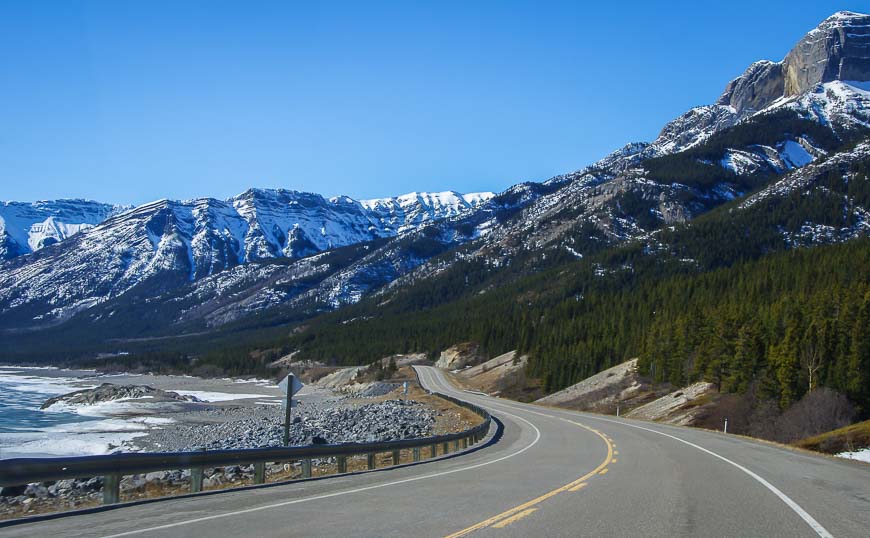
(624, 382, 716, 426)
(719, 11, 870, 115)
(649, 105, 738, 154)
(783, 11, 870, 96)
(312, 366, 365, 389)
(41, 383, 200, 410)
(536, 359, 642, 409)
(435, 343, 484, 370)
(453, 351, 541, 400)
(717, 60, 784, 114)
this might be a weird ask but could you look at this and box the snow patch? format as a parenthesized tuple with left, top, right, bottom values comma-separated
(168, 390, 265, 402)
(779, 140, 814, 168)
(837, 448, 870, 463)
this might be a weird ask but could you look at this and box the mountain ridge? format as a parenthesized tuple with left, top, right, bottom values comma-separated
(1, 10, 869, 357)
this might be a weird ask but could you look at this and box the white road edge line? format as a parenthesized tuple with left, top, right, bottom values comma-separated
(537, 408, 835, 538)
(429, 370, 835, 538)
(99, 368, 541, 538)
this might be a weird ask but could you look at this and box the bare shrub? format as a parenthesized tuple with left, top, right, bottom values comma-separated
(694, 385, 855, 444)
(747, 398, 781, 441)
(696, 393, 751, 433)
(775, 388, 855, 443)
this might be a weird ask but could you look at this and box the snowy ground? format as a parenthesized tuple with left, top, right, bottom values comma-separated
(837, 448, 870, 463)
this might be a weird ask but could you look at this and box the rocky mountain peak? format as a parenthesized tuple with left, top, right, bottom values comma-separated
(719, 11, 870, 115)
(717, 60, 784, 114)
(783, 11, 870, 96)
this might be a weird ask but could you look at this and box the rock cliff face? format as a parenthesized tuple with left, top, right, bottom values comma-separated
(717, 60, 784, 114)
(720, 12, 870, 115)
(435, 343, 484, 370)
(783, 11, 870, 96)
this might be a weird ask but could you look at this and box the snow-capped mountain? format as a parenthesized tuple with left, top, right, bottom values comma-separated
(309, 11, 870, 307)
(1, 11, 869, 341)
(0, 200, 127, 260)
(0, 188, 493, 326)
(361, 191, 494, 235)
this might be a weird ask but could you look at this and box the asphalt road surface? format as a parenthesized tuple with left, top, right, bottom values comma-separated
(2, 366, 868, 537)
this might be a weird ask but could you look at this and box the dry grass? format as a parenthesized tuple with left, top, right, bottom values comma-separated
(795, 419, 870, 454)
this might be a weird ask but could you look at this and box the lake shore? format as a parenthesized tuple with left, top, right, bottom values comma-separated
(0, 366, 292, 459)
(0, 366, 484, 522)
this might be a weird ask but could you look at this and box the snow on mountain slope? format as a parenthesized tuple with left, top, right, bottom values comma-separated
(718, 139, 820, 176)
(3, 11, 870, 338)
(740, 142, 870, 210)
(0, 189, 494, 327)
(0, 200, 127, 259)
(360, 191, 494, 234)
(764, 80, 870, 130)
(359, 15, 870, 299)
(647, 105, 739, 156)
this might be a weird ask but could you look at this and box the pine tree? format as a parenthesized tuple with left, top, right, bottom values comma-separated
(774, 325, 801, 409)
(846, 293, 870, 412)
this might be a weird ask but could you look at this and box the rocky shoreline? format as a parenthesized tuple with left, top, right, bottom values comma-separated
(136, 398, 436, 451)
(0, 380, 441, 520)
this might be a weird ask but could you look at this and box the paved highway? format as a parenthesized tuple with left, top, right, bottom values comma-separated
(2, 366, 868, 537)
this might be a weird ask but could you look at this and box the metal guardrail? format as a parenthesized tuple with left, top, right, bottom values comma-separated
(0, 389, 491, 506)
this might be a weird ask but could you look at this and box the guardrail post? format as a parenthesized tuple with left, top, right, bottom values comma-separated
(367, 453, 376, 470)
(453, 439, 459, 451)
(391, 449, 400, 466)
(430, 444, 437, 458)
(302, 458, 312, 478)
(190, 447, 206, 493)
(461, 437, 468, 449)
(442, 441, 450, 454)
(337, 456, 347, 474)
(103, 472, 121, 505)
(191, 467, 204, 493)
(254, 462, 266, 484)
(412, 447, 421, 462)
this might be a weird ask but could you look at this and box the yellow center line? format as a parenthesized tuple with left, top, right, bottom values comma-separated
(444, 417, 614, 538)
(491, 508, 538, 529)
(568, 482, 588, 492)
(612, 458, 618, 463)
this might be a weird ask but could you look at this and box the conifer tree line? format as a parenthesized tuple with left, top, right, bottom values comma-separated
(285, 158, 870, 417)
(635, 250, 870, 413)
(42, 122, 870, 425)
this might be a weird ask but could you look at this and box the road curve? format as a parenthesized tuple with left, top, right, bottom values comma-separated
(2, 366, 868, 537)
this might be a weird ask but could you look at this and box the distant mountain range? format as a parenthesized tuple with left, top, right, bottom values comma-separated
(0, 200, 128, 258)
(2, 11, 869, 364)
(0, 190, 493, 262)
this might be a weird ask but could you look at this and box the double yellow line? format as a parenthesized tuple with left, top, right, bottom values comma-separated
(445, 418, 615, 537)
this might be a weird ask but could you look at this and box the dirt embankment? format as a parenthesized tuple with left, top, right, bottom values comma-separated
(448, 351, 544, 402)
(534, 359, 719, 425)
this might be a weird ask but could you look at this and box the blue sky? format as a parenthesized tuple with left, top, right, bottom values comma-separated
(0, 1, 863, 204)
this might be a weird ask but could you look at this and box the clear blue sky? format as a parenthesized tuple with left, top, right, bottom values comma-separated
(0, 1, 863, 204)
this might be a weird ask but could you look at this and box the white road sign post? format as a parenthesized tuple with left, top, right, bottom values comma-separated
(278, 374, 305, 446)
